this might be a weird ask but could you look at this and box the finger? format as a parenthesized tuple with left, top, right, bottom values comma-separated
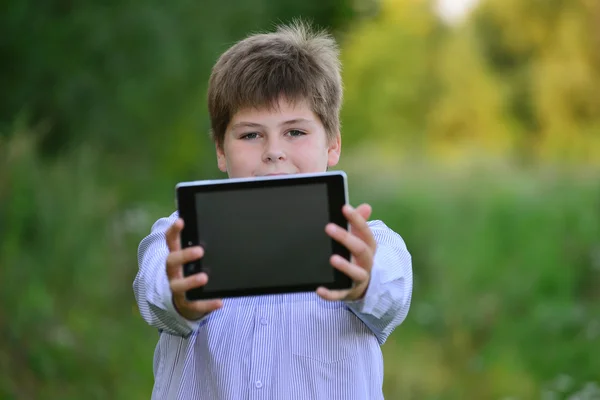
(170, 272, 208, 294)
(166, 218, 184, 253)
(316, 286, 351, 302)
(355, 203, 372, 221)
(330, 254, 370, 284)
(166, 246, 204, 279)
(187, 298, 224, 314)
(325, 223, 373, 269)
(343, 205, 377, 251)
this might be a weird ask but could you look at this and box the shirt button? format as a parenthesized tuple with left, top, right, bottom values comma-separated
(255, 380, 263, 388)
(260, 317, 268, 325)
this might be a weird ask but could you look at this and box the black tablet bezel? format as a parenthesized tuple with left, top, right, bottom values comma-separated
(175, 171, 352, 300)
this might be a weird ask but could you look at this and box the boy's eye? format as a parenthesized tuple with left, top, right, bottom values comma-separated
(240, 132, 259, 140)
(287, 129, 306, 137)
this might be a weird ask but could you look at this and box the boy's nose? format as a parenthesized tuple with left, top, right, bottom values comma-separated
(263, 147, 286, 163)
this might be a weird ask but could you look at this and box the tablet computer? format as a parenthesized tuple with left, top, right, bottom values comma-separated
(175, 171, 352, 301)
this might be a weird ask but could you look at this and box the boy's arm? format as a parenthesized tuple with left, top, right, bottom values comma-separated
(345, 220, 413, 345)
(133, 212, 205, 337)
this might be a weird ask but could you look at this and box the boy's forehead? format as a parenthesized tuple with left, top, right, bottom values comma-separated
(230, 97, 319, 125)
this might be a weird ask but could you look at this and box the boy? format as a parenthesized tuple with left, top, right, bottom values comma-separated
(134, 20, 413, 400)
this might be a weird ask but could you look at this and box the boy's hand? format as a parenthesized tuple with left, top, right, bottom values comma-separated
(165, 218, 223, 321)
(317, 204, 377, 302)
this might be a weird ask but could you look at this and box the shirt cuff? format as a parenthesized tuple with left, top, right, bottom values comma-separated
(346, 272, 379, 315)
(157, 268, 203, 334)
(344, 248, 387, 318)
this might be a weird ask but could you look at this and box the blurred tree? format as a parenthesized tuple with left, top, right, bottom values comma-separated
(426, 21, 514, 162)
(340, 0, 600, 166)
(472, 0, 600, 165)
(340, 0, 515, 165)
(339, 0, 440, 161)
(0, 0, 356, 169)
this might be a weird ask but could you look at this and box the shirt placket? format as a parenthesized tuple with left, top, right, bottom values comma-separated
(248, 304, 275, 400)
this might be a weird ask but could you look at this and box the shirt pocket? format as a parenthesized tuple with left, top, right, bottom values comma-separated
(288, 297, 359, 364)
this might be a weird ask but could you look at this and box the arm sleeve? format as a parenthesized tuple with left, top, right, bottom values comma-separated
(346, 220, 413, 344)
(133, 211, 205, 337)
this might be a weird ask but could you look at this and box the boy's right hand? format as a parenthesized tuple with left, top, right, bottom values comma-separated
(165, 218, 223, 321)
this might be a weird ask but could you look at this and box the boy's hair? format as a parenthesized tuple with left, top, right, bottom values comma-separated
(207, 20, 343, 148)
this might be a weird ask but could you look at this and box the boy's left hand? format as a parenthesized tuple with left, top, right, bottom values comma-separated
(317, 203, 377, 302)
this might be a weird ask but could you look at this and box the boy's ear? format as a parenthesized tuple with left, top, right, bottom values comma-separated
(327, 131, 342, 167)
(216, 144, 228, 172)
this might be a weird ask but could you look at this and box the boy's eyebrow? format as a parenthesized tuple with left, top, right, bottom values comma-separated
(230, 119, 314, 130)
(280, 118, 313, 126)
(230, 122, 264, 130)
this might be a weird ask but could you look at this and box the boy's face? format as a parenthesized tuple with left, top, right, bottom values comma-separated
(216, 97, 341, 179)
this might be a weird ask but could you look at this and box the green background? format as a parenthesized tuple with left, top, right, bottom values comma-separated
(2, 0, 599, 398)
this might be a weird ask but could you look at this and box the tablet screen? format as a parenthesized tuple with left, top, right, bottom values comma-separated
(194, 183, 332, 292)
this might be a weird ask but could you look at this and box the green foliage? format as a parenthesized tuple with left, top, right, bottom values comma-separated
(346, 162, 600, 399)
(0, 0, 355, 170)
(472, 0, 600, 164)
(340, 0, 439, 153)
(2, 0, 600, 398)
(340, 0, 600, 165)
(0, 130, 157, 399)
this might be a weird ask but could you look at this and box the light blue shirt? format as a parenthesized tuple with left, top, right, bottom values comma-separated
(134, 211, 413, 400)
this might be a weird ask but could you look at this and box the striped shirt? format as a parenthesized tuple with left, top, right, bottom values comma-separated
(133, 211, 413, 400)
